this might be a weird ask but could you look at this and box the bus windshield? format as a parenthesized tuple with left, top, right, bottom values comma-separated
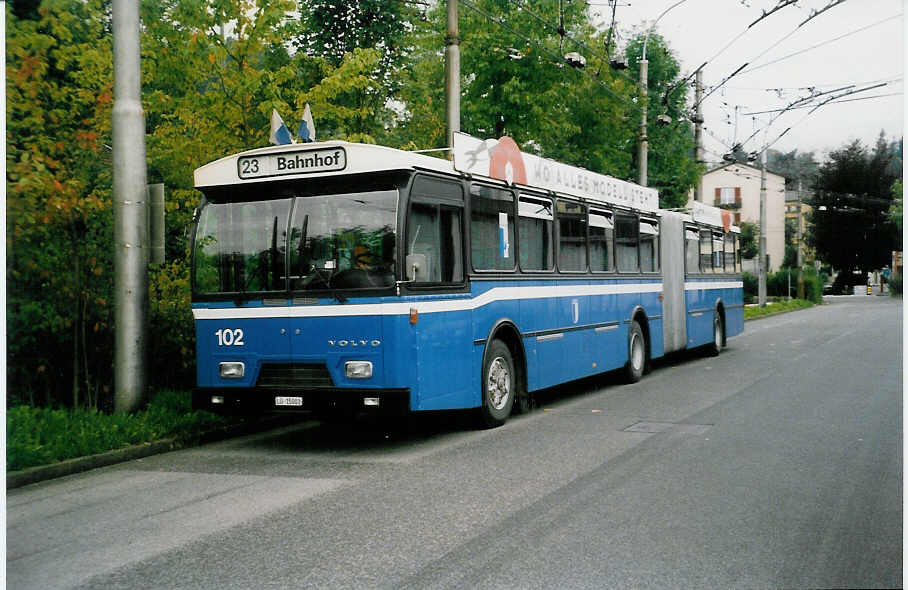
(193, 189, 398, 295)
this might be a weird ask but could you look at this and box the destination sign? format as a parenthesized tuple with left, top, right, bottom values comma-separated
(237, 147, 346, 180)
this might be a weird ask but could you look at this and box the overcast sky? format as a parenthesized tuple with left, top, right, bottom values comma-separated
(591, 0, 904, 161)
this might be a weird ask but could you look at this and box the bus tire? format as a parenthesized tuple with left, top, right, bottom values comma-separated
(624, 320, 645, 384)
(478, 340, 515, 428)
(707, 312, 723, 357)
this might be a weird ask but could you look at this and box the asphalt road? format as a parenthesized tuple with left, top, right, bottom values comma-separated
(7, 296, 902, 589)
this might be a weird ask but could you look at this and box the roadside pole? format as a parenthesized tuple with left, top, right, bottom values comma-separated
(445, 0, 460, 150)
(758, 151, 767, 306)
(796, 180, 804, 299)
(112, 0, 148, 413)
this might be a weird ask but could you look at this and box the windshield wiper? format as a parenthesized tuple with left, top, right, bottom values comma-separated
(311, 264, 346, 303)
(297, 214, 346, 303)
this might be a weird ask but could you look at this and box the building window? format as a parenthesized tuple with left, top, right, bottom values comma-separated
(716, 186, 741, 208)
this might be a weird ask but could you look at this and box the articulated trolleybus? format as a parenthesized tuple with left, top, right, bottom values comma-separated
(191, 133, 743, 427)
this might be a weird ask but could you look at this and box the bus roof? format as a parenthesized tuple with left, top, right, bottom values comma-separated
(193, 140, 453, 188)
(193, 136, 734, 231)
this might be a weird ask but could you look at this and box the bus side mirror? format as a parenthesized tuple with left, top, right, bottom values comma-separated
(406, 253, 427, 282)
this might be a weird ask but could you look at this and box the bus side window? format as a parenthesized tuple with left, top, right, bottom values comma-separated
(470, 183, 515, 271)
(699, 227, 713, 273)
(685, 227, 700, 274)
(639, 219, 659, 273)
(724, 232, 736, 273)
(713, 231, 725, 271)
(557, 199, 587, 272)
(615, 212, 639, 272)
(588, 208, 613, 272)
(518, 195, 554, 271)
(407, 202, 463, 283)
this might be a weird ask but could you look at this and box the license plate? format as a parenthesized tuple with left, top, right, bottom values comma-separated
(275, 396, 303, 407)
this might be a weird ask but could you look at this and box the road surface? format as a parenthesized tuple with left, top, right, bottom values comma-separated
(8, 295, 902, 589)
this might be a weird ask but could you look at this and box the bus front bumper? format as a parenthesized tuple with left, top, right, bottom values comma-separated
(192, 387, 411, 416)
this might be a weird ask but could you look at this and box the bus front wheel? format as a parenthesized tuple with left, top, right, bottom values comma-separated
(478, 340, 515, 428)
(624, 320, 645, 384)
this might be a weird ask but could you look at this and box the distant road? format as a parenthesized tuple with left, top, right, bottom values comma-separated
(8, 296, 902, 590)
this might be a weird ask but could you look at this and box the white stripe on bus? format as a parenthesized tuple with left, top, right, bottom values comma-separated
(684, 281, 744, 291)
(192, 282, 667, 320)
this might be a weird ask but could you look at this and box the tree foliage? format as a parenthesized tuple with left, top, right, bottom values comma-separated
(808, 134, 902, 285)
(766, 148, 819, 191)
(7, 0, 115, 408)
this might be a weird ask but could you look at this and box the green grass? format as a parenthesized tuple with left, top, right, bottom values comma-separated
(743, 298, 814, 320)
(7, 390, 235, 472)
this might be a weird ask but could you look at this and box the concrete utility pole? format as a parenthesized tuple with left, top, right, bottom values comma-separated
(637, 57, 648, 186)
(445, 0, 460, 150)
(112, 0, 148, 413)
(694, 69, 704, 202)
(758, 151, 768, 306)
(796, 179, 804, 299)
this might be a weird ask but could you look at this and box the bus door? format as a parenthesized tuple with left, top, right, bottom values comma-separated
(588, 207, 622, 373)
(405, 175, 471, 410)
(554, 199, 590, 383)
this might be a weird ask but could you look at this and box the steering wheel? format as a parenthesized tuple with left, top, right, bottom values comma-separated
(354, 250, 376, 269)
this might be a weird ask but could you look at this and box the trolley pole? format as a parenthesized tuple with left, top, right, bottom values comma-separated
(112, 0, 148, 413)
(445, 0, 460, 151)
(758, 151, 768, 306)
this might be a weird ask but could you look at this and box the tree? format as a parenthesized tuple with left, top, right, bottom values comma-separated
(397, 0, 641, 177)
(290, 0, 418, 142)
(767, 148, 819, 190)
(738, 222, 759, 259)
(782, 218, 798, 268)
(889, 179, 903, 231)
(7, 0, 116, 408)
(808, 134, 901, 287)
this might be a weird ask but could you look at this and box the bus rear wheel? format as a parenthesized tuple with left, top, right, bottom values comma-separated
(624, 320, 645, 384)
(478, 340, 515, 428)
(707, 312, 723, 357)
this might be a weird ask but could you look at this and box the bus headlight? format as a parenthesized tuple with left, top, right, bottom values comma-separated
(345, 361, 373, 379)
(219, 362, 245, 379)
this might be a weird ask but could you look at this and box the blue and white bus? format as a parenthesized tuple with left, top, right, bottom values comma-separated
(190, 133, 743, 427)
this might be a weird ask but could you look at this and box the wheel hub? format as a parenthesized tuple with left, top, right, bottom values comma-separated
(487, 357, 511, 410)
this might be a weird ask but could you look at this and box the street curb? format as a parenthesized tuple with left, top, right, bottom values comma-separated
(7, 415, 298, 490)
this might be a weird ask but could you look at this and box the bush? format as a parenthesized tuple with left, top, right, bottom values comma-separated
(7, 390, 229, 472)
(763, 267, 826, 303)
(743, 272, 758, 300)
(889, 272, 902, 295)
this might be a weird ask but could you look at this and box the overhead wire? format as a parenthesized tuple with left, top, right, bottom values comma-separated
(755, 83, 887, 155)
(741, 0, 849, 74)
(739, 13, 901, 75)
(690, 0, 865, 154)
(661, 0, 800, 108)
